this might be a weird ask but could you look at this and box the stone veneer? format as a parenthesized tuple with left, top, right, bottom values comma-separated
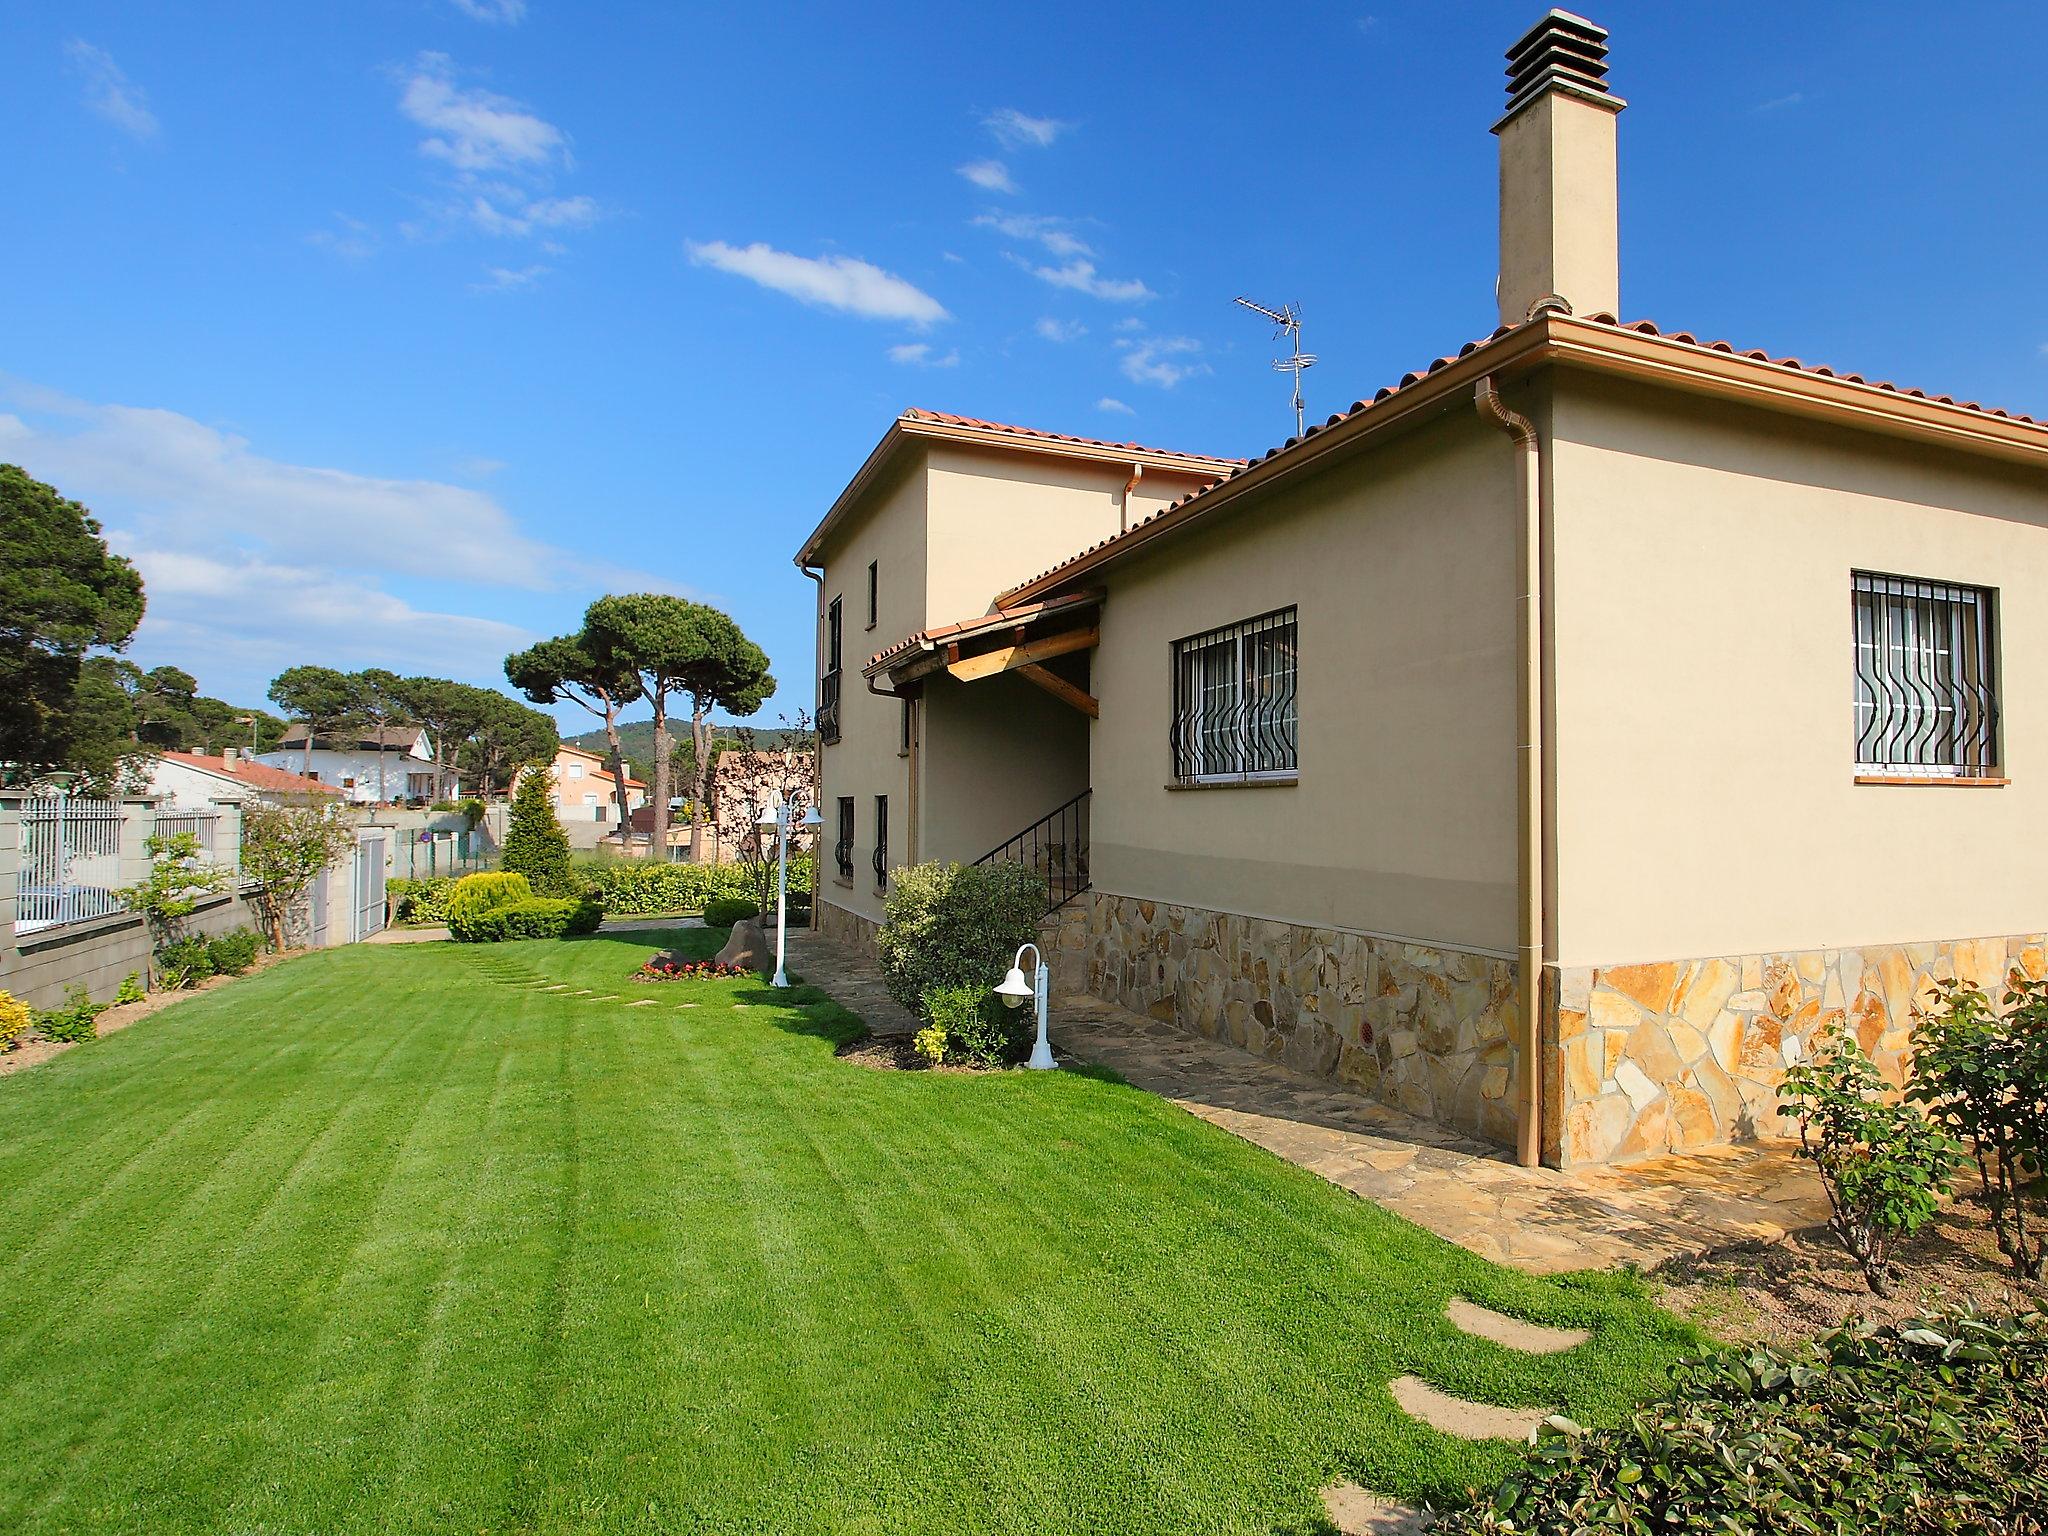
(1552, 931, 2048, 1167)
(1082, 891, 1522, 1149)
(814, 894, 1090, 997)
(814, 895, 878, 955)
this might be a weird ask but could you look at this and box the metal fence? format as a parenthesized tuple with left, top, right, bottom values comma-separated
(17, 795, 127, 935)
(388, 829, 495, 881)
(152, 809, 221, 862)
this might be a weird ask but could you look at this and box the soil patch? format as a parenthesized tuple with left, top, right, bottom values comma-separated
(835, 1035, 998, 1074)
(0, 949, 305, 1078)
(1653, 1189, 2048, 1346)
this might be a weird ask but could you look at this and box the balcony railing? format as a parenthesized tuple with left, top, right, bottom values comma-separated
(818, 669, 842, 744)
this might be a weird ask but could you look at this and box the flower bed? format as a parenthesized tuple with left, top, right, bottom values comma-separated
(635, 956, 753, 983)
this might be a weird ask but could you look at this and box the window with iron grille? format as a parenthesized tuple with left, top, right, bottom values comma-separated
(866, 561, 878, 629)
(819, 596, 845, 745)
(835, 797, 854, 880)
(872, 795, 889, 891)
(1170, 607, 1299, 783)
(1852, 571, 1999, 777)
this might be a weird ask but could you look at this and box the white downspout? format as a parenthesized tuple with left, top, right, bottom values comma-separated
(1475, 375, 1546, 1169)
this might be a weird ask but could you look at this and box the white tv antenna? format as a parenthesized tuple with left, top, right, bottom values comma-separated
(1234, 296, 1317, 438)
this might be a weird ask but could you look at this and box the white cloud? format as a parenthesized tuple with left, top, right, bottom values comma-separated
(0, 380, 594, 590)
(888, 343, 959, 368)
(984, 108, 1066, 148)
(448, 0, 527, 21)
(1114, 316, 1146, 333)
(957, 160, 1017, 194)
(66, 40, 158, 140)
(687, 240, 949, 325)
(306, 214, 377, 262)
(1096, 397, 1134, 415)
(473, 263, 550, 292)
(1033, 258, 1154, 304)
(398, 53, 566, 174)
(455, 455, 507, 478)
(466, 191, 598, 237)
(974, 212, 1092, 259)
(1754, 91, 1806, 113)
(2038, 341, 2048, 358)
(1034, 317, 1086, 343)
(1116, 335, 1208, 388)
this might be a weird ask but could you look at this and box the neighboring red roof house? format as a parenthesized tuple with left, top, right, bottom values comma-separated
(150, 750, 346, 807)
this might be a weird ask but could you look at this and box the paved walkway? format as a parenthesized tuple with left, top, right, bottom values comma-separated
(783, 931, 1828, 1275)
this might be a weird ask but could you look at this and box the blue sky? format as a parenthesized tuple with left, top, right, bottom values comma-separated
(3, 1, 2044, 735)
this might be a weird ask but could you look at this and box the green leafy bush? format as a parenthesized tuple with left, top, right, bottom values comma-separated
(0, 990, 30, 1052)
(501, 770, 575, 896)
(1912, 975, 2048, 1281)
(446, 871, 535, 940)
(875, 861, 1047, 1022)
(582, 858, 813, 916)
(388, 876, 459, 925)
(912, 1024, 947, 1066)
(112, 972, 146, 1006)
(1778, 1026, 1960, 1295)
(156, 936, 216, 989)
(34, 986, 106, 1044)
(1440, 1309, 2048, 1535)
(703, 896, 761, 928)
(917, 981, 1032, 1068)
(206, 928, 261, 976)
(454, 895, 603, 943)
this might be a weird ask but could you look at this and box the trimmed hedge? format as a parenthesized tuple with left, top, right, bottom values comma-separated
(388, 876, 458, 925)
(1440, 1309, 2048, 1534)
(702, 897, 760, 928)
(454, 895, 603, 943)
(447, 872, 536, 941)
(584, 858, 815, 917)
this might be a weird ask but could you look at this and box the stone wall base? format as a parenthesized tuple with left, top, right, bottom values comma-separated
(1555, 931, 2048, 1167)
(815, 897, 878, 955)
(816, 894, 1088, 1000)
(1082, 891, 1521, 1150)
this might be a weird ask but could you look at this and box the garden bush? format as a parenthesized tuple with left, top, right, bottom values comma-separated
(1778, 1025, 1959, 1294)
(206, 928, 262, 976)
(446, 870, 535, 940)
(0, 990, 29, 1052)
(875, 860, 1047, 1022)
(34, 986, 106, 1044)
(915, 981, 1032, 1068)
(387, 876, 459, 925)
(156, 936, 215, 989)
(1440, 1309, 2048, 1535)
(583, 858, 812, 916)
(1912, 975, 2048, 1281)
(113, 972, 146, 1006)
(703, 896, 761, 928)
(501, 769, 576, 895)
(453, 895, 603, 943)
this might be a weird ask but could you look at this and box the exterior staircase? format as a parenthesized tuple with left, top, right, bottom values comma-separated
(974, 790, 1090, 915)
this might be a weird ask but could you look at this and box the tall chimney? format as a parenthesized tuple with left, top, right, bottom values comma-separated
(1494, 9, 1623, 326)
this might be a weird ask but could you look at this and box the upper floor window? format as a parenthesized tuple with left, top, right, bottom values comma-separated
(867, 560, 879, 629)
(1852, 571, 1999, 777)
(567, 761, 585, 779)
(826, 596, 843, 673)
(1170, 607, 1299, 784)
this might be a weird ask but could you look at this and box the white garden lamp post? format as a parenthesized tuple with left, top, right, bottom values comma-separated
(758, 799, 823, 988)
(995, 942, 1057, 1070)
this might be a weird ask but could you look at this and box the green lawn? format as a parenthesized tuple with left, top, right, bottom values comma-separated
(0, 929, 1698, 1534)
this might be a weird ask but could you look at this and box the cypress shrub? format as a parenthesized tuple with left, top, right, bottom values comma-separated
(501, 770, 575, 896)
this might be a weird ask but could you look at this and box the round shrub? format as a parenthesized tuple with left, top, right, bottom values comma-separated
(447, 871, 535, 941)
(456, 894, 604, 943)
(206, 928, 261, 976)
(875, 860, 1047, 1022)
(0, 990, 30, 1053)
(703, 896, 761, 928)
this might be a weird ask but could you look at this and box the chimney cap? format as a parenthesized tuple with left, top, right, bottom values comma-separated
(1500, 8, 1622, 122)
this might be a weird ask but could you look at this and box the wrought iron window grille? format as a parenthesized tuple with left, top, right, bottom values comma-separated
(1169, 607, 1299, 785)
(1852, 572, 1999, 777)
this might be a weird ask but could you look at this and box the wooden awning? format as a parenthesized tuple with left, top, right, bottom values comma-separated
(863, 589, 1102, 717)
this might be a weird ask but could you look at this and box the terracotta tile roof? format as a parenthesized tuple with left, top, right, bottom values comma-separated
(864, 590, 1103, 676)
(162, 751, 344, 796)
(1000, 313, 2048, 601)
(902, 408, 1246, 466)
(278, 725, 429, 753)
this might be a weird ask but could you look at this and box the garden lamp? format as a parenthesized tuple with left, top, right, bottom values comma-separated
(760, 799, 822, 989)
(995, 942, 1057, 1070)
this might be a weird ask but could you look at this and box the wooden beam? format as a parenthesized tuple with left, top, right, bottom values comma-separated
(1015, 663, 1098, 718)
(945, 626, 1098, 682)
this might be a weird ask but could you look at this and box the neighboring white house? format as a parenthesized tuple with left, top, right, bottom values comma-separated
(256, 727, 442, 804)
(148, 749, 349, 811)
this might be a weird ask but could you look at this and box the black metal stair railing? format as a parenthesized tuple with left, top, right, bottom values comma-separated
(974, 789, 1090, 914)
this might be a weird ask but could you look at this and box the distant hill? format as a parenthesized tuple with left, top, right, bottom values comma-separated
(565, 722, 807, 784)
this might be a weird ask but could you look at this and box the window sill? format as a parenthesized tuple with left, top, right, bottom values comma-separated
(1166, 774, 1299, 792)
(832, 874, 854, 888)
(1854, 774, 2010, 788)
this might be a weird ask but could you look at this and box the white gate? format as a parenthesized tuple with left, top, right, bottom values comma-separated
(308, 867, 330, 947)
(352, 832, 387, 941)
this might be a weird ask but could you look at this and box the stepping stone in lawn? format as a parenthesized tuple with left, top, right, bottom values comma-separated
(1446, 1299, 1589, 1355)
(541, 985, 569, 992)
(1389, 1375, 1550, 1442)
(626, 999, 657, 1007)
(674, 1003, 700, 1009)
(569, 989, 593, 996)
(1321, 1483, 1433, 1534)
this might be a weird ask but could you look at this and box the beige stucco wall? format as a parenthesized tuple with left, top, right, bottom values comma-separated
(924, 444, 1214, 619)
(1086, 411, 1520, 952)
(1547, 372, 2048, 969)
(813, 460, 925, 926)
(917, 667, 1090, 867)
